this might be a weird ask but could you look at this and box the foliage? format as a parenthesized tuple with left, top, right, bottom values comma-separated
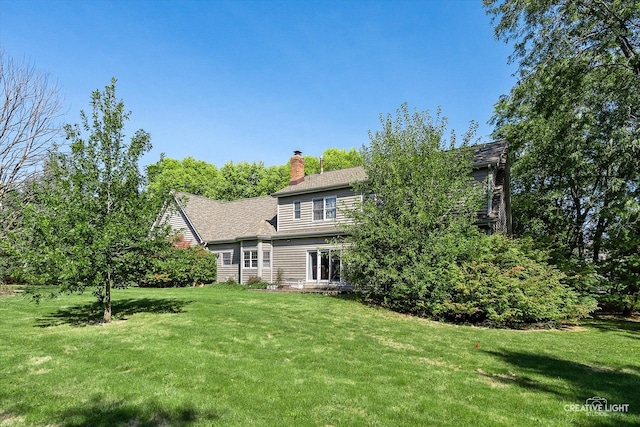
(245, 276, 270, 289)
(449, 234, 597, 327)
(6, 78, 168, 322)
(146, 155, 220, 199)
(341, 104, 483, 315)
(343, 104, 594, 326)
(139, 243, 217, 288)
(146, 147, 363, 201)
(303, 147, 363, 174)
(599, 208, 640, 314)
(217, 161, 287, 200)
(485, 0, 640, 313)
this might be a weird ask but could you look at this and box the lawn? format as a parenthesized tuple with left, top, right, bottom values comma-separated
(0, 285, 638, 426)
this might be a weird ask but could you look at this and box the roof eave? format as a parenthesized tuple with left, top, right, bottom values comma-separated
(271, 229, 347, 240)
(272, 182, 361, 197)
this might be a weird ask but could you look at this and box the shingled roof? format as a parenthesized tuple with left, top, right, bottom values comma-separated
(471, 139, 508, 168)
(272, 166, 366, 197)
(273, 140, 508, 196)
(174, 192, 277, 243)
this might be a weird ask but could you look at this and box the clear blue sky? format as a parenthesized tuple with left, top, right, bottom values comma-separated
(0, 0, 516, 168)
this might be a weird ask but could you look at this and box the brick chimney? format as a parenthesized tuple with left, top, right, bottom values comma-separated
(290, 150, 305, 185)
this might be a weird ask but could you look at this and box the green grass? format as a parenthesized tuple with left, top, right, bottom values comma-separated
(0, 285, 638, 426)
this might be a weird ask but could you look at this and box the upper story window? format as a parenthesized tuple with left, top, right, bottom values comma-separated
(293, 201, 301, 220)
(313, 196, 337, 221)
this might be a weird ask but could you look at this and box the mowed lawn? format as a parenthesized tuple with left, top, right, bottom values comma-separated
(0, 285, 638, 427)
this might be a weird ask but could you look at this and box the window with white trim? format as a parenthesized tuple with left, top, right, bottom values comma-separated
(307, 249, 341, 282)
(243, 250, 258, 268)
(312, 196, 337, 221)
(263, 250, 271, 268)
(222, 252, 232, 266)
(293, 201, 301, 220)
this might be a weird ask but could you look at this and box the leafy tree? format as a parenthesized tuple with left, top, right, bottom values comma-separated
(340, 104, 484, 315)
(146, 156, 220, 198)
(214, 162, 286, 200)
(341, 104, 594, 326)
(322, 147, 363, 170)
(485, 0, 640, 311)
(304, 148, 363, 175)
(146, 147, 362, 202)
(9, 79, 168, 322)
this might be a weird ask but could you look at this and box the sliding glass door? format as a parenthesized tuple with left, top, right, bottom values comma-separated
(308, 249, 341, 283)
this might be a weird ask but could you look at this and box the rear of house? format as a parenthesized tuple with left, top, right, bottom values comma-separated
(161, 141, 510, 287)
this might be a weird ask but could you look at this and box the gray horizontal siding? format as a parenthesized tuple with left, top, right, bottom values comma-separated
(207, 242, 240, 283)
(277, 188, 360, 233)
(272, 237, 336, 284)
(164, 209, 199, 245)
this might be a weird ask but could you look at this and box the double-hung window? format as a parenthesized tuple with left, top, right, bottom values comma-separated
(243, 250, 258, 268)
(263, 251, 271, 268)
(293, 201, 301, 220)
(312, 196, 337, 221)
(221, 252, 232, 266)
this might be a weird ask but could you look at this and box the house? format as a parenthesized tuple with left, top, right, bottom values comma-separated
(161, 140, 510, 287)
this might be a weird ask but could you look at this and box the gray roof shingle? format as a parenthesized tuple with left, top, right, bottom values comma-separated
(472, 139, 508, 167)
(272, 166, 366, 197)
(174, 192, 277, 243)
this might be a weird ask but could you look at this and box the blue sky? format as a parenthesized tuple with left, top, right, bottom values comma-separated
(0, 0, 516, 168)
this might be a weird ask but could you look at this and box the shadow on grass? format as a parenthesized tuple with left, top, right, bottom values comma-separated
(581, 316, 640, 341)
(35, 298, 192, 327)
(482, 350, 640, 426)
(57, 396, 220, 427)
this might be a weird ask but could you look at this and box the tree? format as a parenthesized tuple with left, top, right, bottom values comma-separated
(340, 104, 484, 315)
(341, 104, 595, 325)
(146, 147, 362, 203)
(0, 51, 62, 230)
(485, 0, 640, 311)
(303, 147, 363, 175)
(10, 78, 167, 322)
(146, 155, 221, 198)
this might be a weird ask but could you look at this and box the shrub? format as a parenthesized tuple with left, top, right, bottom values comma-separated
(246, 276, 269, 289)
(139, 245, 217, 288)
(358, 234, 597, 327)
(449, 235, 597, 326)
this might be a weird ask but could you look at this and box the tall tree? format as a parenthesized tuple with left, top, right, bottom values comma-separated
(341, 103, 595, 325)
(485, 1, 640, 261)
(303, 148, 363, 175)
(146, 147, 362, 202)
(341, 104, 483, 314)
(11, 79, 166, 322)
(0, 51, 62, 222)
(146, 155, 221, 198)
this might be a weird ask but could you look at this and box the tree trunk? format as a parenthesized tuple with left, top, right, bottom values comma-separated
(104, 273, 112, 323)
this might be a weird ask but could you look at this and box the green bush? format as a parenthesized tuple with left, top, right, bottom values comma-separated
(450, 235, 597, 326)
(139, 245, 217, 288)
(245, 276, 270, 289)
(358, 234, 597, 327)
